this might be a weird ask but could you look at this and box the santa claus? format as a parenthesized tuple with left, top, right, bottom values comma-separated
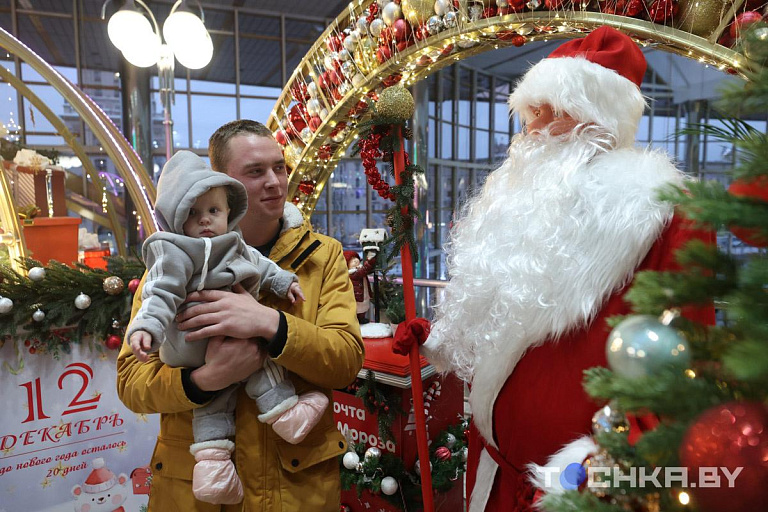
(401, 27, 713, 510)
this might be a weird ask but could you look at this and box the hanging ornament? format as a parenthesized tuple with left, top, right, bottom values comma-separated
(443, 11, 458, 28)
(344, 31, 360, 52)
(377, 85, 415, 122)
(274, 130, 289, 146)
(128, 278, 141, 294)
(413, 458, 432, 474)
(468, 2, 484, 21)
(112, 319, 121, 329)
(28, 266, 46, 282)
(307, 81, 319, 98)
(380, 476, 399, 495)
(606, 314, 690, 379)
(402, 0, 436, 24)
(74, 292, 92, 310)
(370, 18, 386, 37)
(435, 446, 452, 460)
(105, 334, 122, 350)
(727, 176, 768, 247)
(382, 2, 402, 25)
(526, 0, 542, 8)
(32, 309, 45, 322)
(647, 0, 678, 22)
(103, 276, 125, 296)
(343, 451, 361, 469)
(364, 446, 382, 460)
(306, 98, 322, 117)
(680, 401, 768, 512)
(378, 0, 392, 6)
(356, 16, 369, 35)
(426, 15, 444, 34)
(0, 297, 14, 314)
(730, 10, 763, 39)
(445, 433, 457, 448)
(591, 401, 630, 435)
(461, 446, 468, 462)
(435, 0, 451, 15)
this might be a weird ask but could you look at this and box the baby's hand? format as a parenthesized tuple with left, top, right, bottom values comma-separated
(287, 282, 305, 304)
(129, 330, 153, 363)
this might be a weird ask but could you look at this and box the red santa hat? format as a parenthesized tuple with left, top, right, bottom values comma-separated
(343, 250, 361, 266)
(508, 26, 647, 148)
(82, 458, 117, 494)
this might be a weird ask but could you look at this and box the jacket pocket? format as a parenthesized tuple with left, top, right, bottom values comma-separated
(274, 424, 346, 474)
(151, 436, 195, 481)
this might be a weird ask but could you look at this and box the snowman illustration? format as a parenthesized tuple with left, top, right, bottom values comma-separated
(71, 458, 129, 512)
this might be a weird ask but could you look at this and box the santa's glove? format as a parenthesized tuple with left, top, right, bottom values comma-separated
(189, 440, 243, 505)
(269, 391, 329, 445)
(392, 318, 431, 356)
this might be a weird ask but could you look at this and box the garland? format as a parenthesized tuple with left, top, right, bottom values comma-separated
(339, 418, 470, 511)
(347, 370, 404, 443)
(0, 257, 144, 357)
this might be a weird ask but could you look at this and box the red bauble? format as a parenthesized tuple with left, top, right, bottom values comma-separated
(288, 104, 308, 134)
(441, 44, 454, 56)
(417, 54, 432, 67)
(730, 11, 764, 39)
(376, 44, 393, 63)
(728, 176, 768, 247)
(290, 82, 309, 102)
(545, 0, 567, 9)
(326, 35, 343, 52)
(435, 446, 452, 461)
(680, 401, 768, 512)
(599, 0, 645, 16)
(274, 130, 289, 146)
(382, 73, 402, 87)
(648, 0, 678, 22)
(393, 18, 409, 42)
(511, 34, 526, 47)
(128, 278, 140, 294)
(508, 0, 527, 11)
(308, 116, 323, 132)
(719, 30, 737, 48)
(105, 334, 122, 350)
(396, 40, 408, 52)
(318, 144, 332, 160)
(298, 179, 315, 195)
(483, 6, 497, 17)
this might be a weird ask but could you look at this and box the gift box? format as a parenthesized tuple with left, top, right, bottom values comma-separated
(2, 159, 67, 217)
(22, 216, 81, 266)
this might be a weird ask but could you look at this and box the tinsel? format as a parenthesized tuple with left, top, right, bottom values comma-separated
(0, 257, 144, 357)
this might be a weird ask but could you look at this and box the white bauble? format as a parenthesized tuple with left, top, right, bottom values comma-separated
(342, 451, 360, 470)
(28, 267, 46, 282)
(74, 292, 92, 310)
(307, 81, 319, 98)
(382, 2, 402, 26)
(356, 16, 369, 35)
(338, 48, 352, 61)
(32, 309, 45, 322)
(380, 476, 398, 495)
(0, 297, 13, 314)
(435, 0, 451, 16)
(319, 108, 329, 120)
(370, 18, 385, 37)
(306, 98, 322, 116)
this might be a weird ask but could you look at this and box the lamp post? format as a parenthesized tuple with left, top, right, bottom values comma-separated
(102, 0, 214, 160)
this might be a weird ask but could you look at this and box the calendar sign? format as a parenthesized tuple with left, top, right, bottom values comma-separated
(0, 338, 159, 512)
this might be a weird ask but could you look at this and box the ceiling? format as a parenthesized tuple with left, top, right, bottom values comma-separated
(1, 0, 741, 102)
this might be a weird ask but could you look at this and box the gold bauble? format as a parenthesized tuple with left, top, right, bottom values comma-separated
(103, 276, 125, 296)
(676, 0, 731, 38)
(377, 86, 415, 122)
(402, 0, 435, 24)
(284, 144, 302, 171)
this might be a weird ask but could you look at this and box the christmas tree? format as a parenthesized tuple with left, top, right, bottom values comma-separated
(542, 29, 768, 512)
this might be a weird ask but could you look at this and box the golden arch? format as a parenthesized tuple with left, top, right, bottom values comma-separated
(268, 5, 750, 217)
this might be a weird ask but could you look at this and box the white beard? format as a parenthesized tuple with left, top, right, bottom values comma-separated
(423, 129, 685, 392)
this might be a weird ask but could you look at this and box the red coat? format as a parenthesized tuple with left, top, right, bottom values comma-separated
(349, 258, 374, 303)
(465, 215, 714, 510)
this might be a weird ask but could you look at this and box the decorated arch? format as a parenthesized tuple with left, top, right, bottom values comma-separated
(267, 0, 755, 216)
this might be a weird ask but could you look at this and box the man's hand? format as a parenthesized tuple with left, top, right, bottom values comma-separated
(190, 336, 266, 391)
(177, 283, 280, 341)
(129, 330, 153, 363)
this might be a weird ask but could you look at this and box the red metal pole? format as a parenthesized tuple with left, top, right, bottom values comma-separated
(392, 125, 434, 512)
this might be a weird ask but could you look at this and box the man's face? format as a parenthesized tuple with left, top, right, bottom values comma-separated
(183, 187, 230, 238)
(525, 104, 577, 136)
(224, 134, 287, 223)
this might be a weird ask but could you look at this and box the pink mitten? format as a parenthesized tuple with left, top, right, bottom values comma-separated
(189, 440, 243, 504)
(269, 391, 329, 445)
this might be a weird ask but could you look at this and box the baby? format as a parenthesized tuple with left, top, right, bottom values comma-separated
(127, 151, 328, 504)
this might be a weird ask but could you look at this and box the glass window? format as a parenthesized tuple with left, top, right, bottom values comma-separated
(458, 127, 470, 160)
(239, 14, 282, 89)
(191, 95, 237, 149)
(18, 14, 76, 68)
(475, 129, 489, 161)
(241, 97, 277, 124)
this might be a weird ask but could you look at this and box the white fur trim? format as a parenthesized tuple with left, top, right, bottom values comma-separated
(468, 449, 498, 512)
(508, 57, 646, 148)
(282, 202, 304, 230)
(527, 436, 599, 495)
(189, 439, 235, 455)
(360, 322, 393, 338)
(258, 394, 299, 423)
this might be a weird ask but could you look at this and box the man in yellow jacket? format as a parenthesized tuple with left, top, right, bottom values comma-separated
(117, 120, 365, 511)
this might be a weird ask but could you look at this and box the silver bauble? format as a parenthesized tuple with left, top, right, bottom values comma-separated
(319, 108, 329, 120)
(112, 319, 121, 329)
(380, 476, 398, 495)
(300, 127, 313, 142)
(338, 48, 352, 61)
(323, 53, 337, 70)
(461, 447, 468, 462)
(0, 297, 14, 314)
(526, 0, 542, 9)
(468, 3, 483, 21)
(443, 11, 457, 28)
(445, 433, 457, 448)
(413, 459, 432, 474)
(32, 309, 45, 322)
(364, 446, 381, 460)
(307, 81, 319, 98)
(338, 81, 352, 95)
(341, 60, 356, 77)
(591, 401, 630, 436)
(382, 2, 402, 26)
(74, 292, 91, 310)
(426, 15, 443, 35)
(342, 451, 360, 469)
(434, 0, 451, 16)
(517, 23, 534, 35)
(606, 315, 691, 379)
(356, 16, 369, 35)
(344, 32, 360, 52)
(306, 98, 322, 117)
(370, 18, 385, 37)
(457, 38, 477, 48)
(28, 267, 46, 282)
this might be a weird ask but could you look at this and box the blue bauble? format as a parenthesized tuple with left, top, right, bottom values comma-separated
(606, 315, 690, 379)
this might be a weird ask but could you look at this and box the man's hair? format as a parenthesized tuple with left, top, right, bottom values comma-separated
(208, 119, 273, 173)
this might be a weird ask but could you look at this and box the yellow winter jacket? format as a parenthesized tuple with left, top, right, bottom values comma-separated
(117, 207, 364, 511)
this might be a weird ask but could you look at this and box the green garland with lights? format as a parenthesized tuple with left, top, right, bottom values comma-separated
(0, 257, 144, 357)
(349, 369, 404, 443)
